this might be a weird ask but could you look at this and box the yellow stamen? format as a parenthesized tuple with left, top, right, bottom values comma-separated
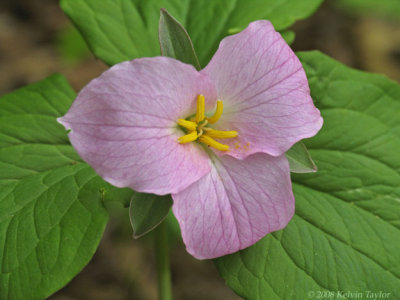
(178, 131, 198, 144)
(177, 118, 197, 131)
(195, 94, 205, 123)
(203, 128, 238, 139)
(177, 95, 237, 151)
(199, 134, 229, 151)
(207, 100, 223, 124)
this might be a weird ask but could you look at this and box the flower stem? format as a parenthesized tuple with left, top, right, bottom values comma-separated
(154, 220, 172, 300)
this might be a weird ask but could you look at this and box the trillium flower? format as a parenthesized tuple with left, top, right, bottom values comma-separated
(58, 20, 322, 259)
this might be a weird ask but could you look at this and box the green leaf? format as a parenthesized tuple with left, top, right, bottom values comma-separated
(129, 192, 173, 238)
(0, 75, 133, 299)
(159, 8, 201, 70)
(215, 51, 400, 299)
(280, 30, 296, 45)
(56, 25, 91, 64)
(60, 0, 324, 66)
(335, 0, 400, 21)
(286, 141, 317, 173)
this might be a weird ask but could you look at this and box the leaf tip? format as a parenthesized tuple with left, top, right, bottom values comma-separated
(132, 232, 143, 239)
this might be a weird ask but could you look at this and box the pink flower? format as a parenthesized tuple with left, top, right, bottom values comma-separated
(58, 21, 322, 259)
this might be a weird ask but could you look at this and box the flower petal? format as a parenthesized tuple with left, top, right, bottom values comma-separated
(59, 57, 217, 194)
(202, 20, 323, 159)
(172, 153, 294, 259)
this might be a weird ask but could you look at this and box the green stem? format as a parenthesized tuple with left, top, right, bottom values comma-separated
(154, 221, 172, 300)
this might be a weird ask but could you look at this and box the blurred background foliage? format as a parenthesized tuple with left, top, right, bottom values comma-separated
(0, 0, 399, 299)
(335, 0, 400, 21)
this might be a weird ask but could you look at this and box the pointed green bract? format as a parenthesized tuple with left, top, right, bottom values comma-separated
(215, 51, 400, 299)
(60, 0, 324, 66)
(0, 75, 133, 299)
(129, 193, 173, 238)
(286, 141, 317, 173)
(159, 8, 201, 70)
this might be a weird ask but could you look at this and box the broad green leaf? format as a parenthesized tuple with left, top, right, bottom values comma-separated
(0, 75, 79, 176)
(215, 51, 400, 299)
(129, 193, 173, 238)
(0, 75, 133, 299)
(286, 141, 317, 173)
(60, 0, 324, 66)
(335, 0, 400, 21)
(56, 25, 91, 63)
(159, 8, 201, 70)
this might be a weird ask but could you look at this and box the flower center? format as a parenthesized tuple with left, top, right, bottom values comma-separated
(177, 94, 238, 151)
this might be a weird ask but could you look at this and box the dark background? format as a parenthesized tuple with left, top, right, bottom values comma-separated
(0, 0, 399, 299)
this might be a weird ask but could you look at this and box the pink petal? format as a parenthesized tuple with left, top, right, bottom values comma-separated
(59, 57, 217, 195)
(202, 20, 323, 159)
(172, 153, 294, 259)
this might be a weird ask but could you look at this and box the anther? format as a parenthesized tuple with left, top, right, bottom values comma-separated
(203, 128, 238, 139)
(207, 100, 223, 124)
(178, 131, 198, 144)
(199, 134, 229, 151)
(177, 119, 197, 131)
(195, 94, 205, 123)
